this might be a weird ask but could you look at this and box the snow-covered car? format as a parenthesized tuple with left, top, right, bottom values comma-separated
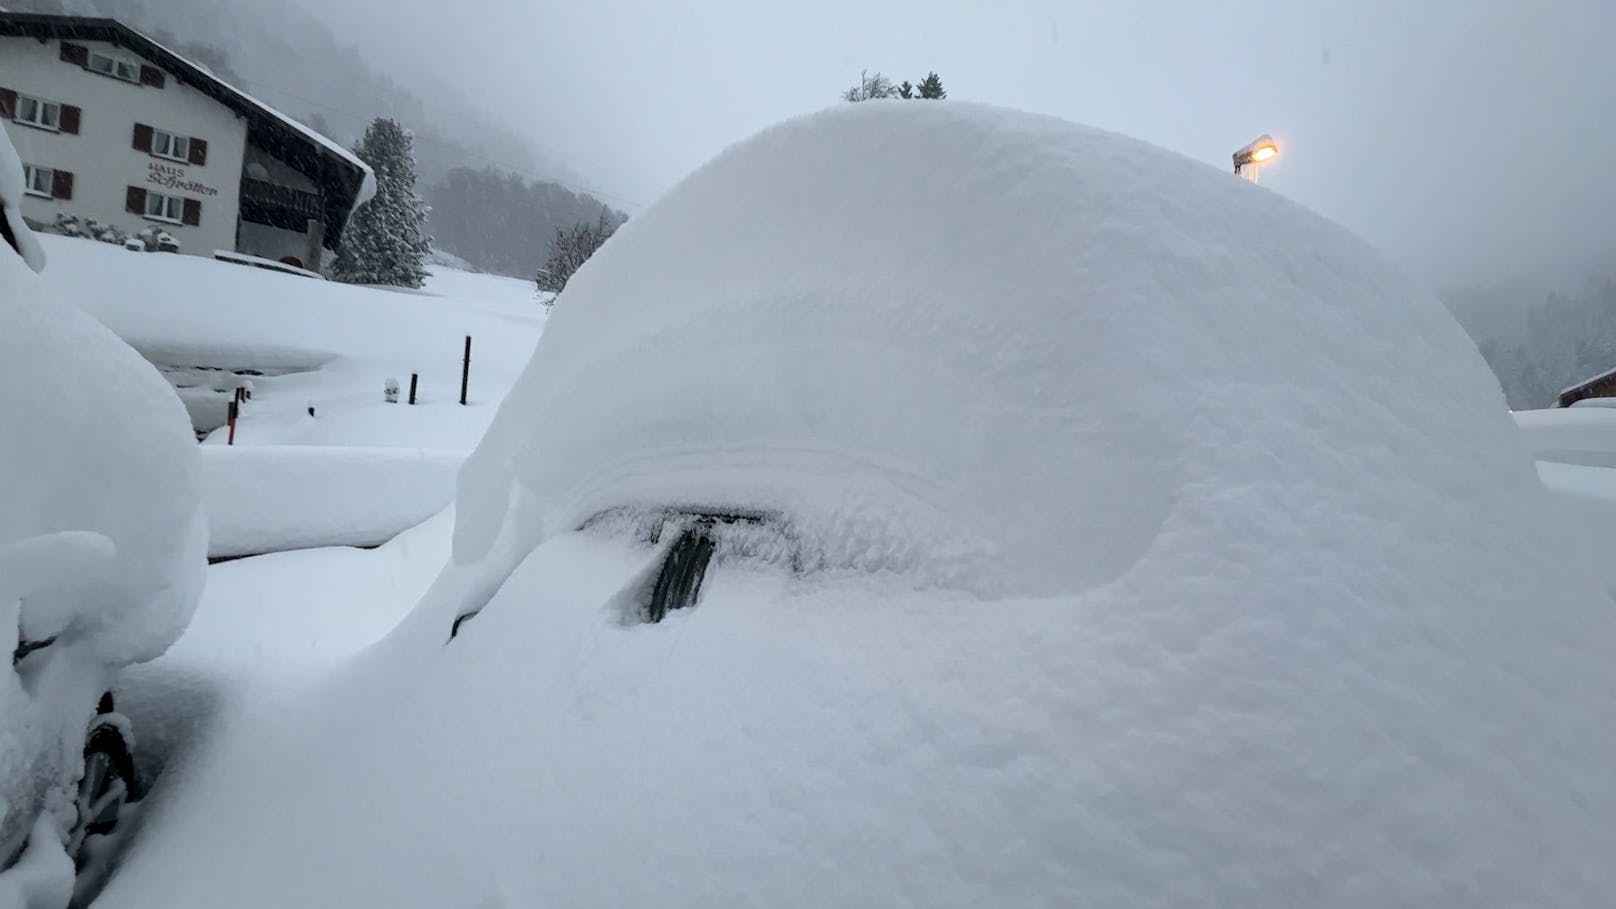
(0, 127, 206, 904)
(99, 104, 1616, 907)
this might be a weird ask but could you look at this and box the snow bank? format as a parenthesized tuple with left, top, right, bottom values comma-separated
(1534, 461, 1616, 595)
(2, 124, 205, 892)
(202, 446, 461, 558)
(101, 103, 1616, 907)
(1514, 406, 1616, 467)
(0, 226, 205, 669)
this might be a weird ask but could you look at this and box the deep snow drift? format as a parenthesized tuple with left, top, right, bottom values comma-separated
(201, 446, 461, 559)
(100, 103, 1616, 907)
(1, 137, 205, 906)
(0, 226, 205, 671)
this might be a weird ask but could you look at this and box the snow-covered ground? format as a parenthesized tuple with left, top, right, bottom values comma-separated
(91, 103, 1616, 907)
(35, 235, 545, 559)
(1515, 406, 1616, 593)
(41, 234, 545, 452)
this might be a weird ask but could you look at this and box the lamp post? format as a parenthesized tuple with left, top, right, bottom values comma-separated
(1233, 134, 1279, 183)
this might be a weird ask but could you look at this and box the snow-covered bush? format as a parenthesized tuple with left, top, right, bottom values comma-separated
(49, 213, 84, 239)
(81, 218, 127, 247)
(133, 225, 180, 253)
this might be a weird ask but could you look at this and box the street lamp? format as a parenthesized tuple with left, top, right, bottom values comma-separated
(1233, 134, 1279, 183)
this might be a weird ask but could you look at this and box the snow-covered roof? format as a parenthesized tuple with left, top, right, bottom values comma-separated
(1558, 364, 1616, 404)
(0, 13, 375, 227)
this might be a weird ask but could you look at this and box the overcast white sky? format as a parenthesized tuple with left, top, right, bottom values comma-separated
(306, 0, 1615, 286)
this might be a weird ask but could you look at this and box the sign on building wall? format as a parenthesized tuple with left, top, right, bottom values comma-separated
(146, 161, 218, 196)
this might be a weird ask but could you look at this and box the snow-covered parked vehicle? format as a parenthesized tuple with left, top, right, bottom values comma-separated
(0, 127, 207, 904)
(98, 104, 1616, 907)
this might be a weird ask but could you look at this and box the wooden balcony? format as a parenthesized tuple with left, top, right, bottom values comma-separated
(240, 177, 324, 231)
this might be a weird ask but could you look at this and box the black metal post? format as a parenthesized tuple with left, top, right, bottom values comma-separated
(408, 372, 419, 406)
(459, 335, 471, 406)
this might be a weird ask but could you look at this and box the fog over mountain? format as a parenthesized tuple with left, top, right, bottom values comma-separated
(14, 0, 1615, 371)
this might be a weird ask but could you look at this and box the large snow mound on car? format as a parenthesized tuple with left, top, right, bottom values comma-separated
(101, 104, 1616, 907)
(460, 102, 1560, 599)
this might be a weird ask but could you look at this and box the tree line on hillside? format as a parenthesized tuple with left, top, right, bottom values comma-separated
(843, 70, 946, 102)
(1455, 278, 1616, 409)
(424, 168, 627, 279)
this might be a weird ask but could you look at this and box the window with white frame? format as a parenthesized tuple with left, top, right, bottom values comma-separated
(151, 129, 190, 163)
(88, 51, 140, 82)
(144, 191, 183, 222)
(22, 165, 54, 198)
(15, 95, 61, 131)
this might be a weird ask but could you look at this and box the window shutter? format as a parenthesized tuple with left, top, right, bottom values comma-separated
(58, 105, 81, 135)
(139, 66, 165, 89)
(132, 123, 153, 153)
(0, 88, 14, 119)
(60, 42, 89, 67)
(126, 186, 147, 214)
(51, 170, 74, 201)
(188, 138, 208, 166)
(182, 198, 202, 226)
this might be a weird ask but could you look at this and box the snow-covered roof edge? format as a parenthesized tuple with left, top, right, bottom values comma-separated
(1558, 365, 1616, 404)
(0, 13, 375, 219)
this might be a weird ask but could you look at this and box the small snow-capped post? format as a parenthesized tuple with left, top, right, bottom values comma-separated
(240, 379, 254, 401)
(409, 373, 419, 406)
(385, 377, 400, 404)
(459, 335, 471, 406)
(307, 401, 316, 418)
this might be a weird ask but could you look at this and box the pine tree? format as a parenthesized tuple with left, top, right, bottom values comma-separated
(897, 80, 914, 99)
(916, 72, 946, 99)
(335, 117, 431, 288)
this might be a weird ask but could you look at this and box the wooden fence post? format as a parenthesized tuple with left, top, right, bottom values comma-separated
(459, 335, 471, 406)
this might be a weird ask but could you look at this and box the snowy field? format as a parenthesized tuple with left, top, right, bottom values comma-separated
(80, 103, 1616, 907)
(43, 234, 544, 452)
(37, 235, 545, 559)
(1515, 406, 1616, 594)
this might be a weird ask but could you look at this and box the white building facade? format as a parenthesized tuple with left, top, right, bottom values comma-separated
(0, 13, 370, 268)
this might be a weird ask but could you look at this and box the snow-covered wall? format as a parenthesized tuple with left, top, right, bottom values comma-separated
(0, 34, 246, 254)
